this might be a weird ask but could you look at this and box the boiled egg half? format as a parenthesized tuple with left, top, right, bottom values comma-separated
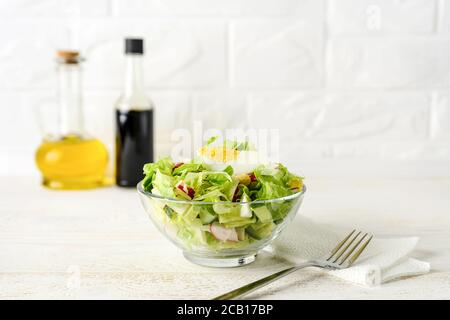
(198, 146, 268, 175)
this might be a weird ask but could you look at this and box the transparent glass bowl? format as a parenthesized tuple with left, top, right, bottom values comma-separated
(137, 181, 306, 267)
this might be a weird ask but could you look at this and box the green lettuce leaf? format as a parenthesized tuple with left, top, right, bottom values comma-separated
(141, 144, 304, 251)
(142, 157, 174, 191)
(152, 169, 176, 198)
(173, 163, 204, 176)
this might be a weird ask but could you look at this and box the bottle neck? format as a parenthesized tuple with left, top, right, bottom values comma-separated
(58, 62, 84, 136)
(124, 54, 145, 97)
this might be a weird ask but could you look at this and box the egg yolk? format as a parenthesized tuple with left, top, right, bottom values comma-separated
(199, 147, 239, 162)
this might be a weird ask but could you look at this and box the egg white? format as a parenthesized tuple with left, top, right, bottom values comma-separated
(199, 150, 268, 175)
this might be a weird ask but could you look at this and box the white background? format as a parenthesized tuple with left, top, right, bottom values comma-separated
(1, 0, 450, 177)
(1, 1, 450, 300)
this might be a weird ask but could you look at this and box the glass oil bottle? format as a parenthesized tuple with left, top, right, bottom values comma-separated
(35, 50, 109, 190)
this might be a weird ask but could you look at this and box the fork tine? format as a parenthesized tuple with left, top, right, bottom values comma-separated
(326, 229, 355, 261)
(338, 232, 368, 265)
(331, 231, 361, 263)
(347, 235, 373, 267)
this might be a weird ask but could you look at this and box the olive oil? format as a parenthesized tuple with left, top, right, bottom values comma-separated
(36, 134, 108, 189)
(35, 50, 110, 190)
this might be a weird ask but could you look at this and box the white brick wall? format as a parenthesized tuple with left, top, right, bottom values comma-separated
(328, 0, 436, 34)
(1, 0, 449, 177)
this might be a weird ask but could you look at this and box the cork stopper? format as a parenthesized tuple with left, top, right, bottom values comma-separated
(57, 50, 81, 64)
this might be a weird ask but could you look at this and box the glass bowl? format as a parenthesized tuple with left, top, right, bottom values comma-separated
(137, 181, 306, 267)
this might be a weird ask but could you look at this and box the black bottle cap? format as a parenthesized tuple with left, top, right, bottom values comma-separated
(125, 38, 144, 54)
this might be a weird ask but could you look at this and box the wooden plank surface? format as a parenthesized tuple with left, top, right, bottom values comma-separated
(1, 176, 449, 299)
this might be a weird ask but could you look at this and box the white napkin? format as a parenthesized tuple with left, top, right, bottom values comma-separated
(272, 216, 430, 286)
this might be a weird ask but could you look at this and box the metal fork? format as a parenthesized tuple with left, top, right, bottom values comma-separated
(212, 230, 373, 300)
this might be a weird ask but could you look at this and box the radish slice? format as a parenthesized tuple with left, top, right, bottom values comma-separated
(209, 224, 239, 242)
(176, 180, 188, 193)
(187, 187, 195, 198)
(176, 180, 195, 198)
(176, 180, 194, 199)
(173, 162, 184, 170)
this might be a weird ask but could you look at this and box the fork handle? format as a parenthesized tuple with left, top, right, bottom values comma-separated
(212, 262, 316, 300)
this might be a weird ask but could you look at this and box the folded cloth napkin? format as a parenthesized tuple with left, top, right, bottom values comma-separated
(271, 216, 430, 286)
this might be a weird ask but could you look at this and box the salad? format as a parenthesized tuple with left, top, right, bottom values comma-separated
(141, 138, 304, 250)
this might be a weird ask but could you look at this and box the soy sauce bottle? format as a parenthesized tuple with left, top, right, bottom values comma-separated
(115, 38, 154, 187)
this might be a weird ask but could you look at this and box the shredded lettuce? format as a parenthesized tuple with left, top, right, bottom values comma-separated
(141, 145, 303, 250)
(203, 135, 254, 151)
(152, 170, 176, 198)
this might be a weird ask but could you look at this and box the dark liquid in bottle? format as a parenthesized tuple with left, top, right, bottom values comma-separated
(115, 109, 154, 187)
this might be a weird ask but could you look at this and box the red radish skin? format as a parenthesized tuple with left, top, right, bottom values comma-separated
(187, 187, 195, 198)
(173, 162, 184, 170)
(248, 172, 257, 182)
(176, 181, 187, 193)
(176, 180, 195, 199)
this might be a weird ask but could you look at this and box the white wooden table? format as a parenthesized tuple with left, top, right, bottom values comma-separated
(1, 176, 449, 299)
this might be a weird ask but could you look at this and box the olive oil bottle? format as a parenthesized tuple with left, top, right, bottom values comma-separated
(35, 50, 109, 190)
